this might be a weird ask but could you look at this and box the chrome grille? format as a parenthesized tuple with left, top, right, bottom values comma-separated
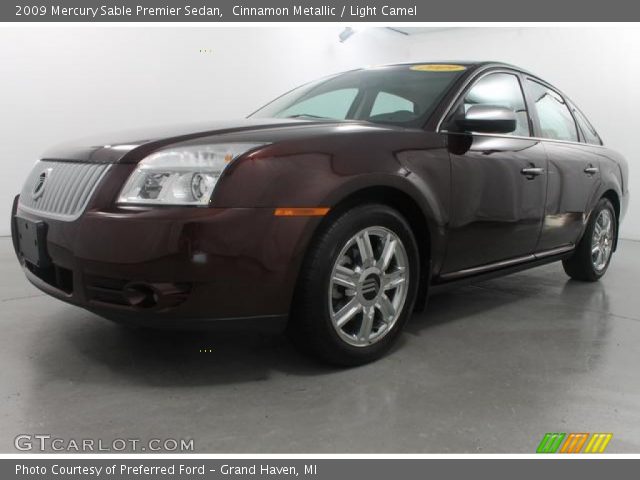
(18, 160, 110, 221)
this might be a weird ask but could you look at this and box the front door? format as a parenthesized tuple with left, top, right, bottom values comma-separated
(441, 72, 547, 274)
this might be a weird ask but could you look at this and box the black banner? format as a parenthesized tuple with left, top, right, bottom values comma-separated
(4, 0, 640, 22)
(4, 459, 640, 480)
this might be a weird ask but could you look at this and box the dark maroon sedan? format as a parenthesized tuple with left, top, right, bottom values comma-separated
(12, 62, 629, 365)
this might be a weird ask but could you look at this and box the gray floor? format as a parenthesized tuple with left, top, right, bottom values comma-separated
(1, 237, 639, 453)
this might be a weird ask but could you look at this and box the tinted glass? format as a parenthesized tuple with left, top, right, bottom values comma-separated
(526, 80, 578, 142)
(572, 106, 602, 145)
(461, 73, 530, 136)
(277, 88, 358, 120)
(251, 66, 465, 127)
(370, 92, 415, 117)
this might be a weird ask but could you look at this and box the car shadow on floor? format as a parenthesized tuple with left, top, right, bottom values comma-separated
(28, 267, 603, 387)
(60, 320, 338, 385)
(398, 271, 610, 348)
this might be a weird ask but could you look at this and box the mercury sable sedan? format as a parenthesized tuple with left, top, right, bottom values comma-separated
(12, 62, 629, 365)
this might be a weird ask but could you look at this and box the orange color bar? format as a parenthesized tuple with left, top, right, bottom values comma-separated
(560, 433, 589, 453)
(560, 434, 578, 453)
(572, 433, 589, 453)
(274, 207, 330, 217)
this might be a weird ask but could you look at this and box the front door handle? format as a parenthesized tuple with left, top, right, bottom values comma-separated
(521, 167, 544, 179)
(584, 166, 599, 175)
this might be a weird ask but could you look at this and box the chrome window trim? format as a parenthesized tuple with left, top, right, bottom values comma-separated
(435, 67, 607, 150)
(436, 68, 519, 132)
(438, 130, 608, 149)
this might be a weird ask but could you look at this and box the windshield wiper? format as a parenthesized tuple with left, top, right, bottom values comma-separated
(284, 114, 330, 119)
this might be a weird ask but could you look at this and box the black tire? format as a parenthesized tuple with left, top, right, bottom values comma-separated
(562, 198, 617, 282)
(288, 203, 420, 366)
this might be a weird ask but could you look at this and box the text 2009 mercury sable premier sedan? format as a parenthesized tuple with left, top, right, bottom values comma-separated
(12, 62, 629, 365)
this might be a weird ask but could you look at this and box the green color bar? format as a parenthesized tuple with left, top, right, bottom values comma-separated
(549, 433, 566, 453)
(537, 433, 566, 453)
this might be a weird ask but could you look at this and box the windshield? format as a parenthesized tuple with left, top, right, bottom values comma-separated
(250, 65, 466, 128)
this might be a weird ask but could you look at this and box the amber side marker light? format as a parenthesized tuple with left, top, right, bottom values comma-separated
(274, 207, 330, 217)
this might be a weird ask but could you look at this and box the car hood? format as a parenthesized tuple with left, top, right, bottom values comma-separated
(41, 118, 341, 164)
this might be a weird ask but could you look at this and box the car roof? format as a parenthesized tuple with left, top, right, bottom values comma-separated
(358, 61, 546, 89)
(373, 61, 531, 74)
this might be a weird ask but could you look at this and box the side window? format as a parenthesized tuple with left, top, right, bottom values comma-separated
(572, 106, 602, 145)
(526, 80, 578, 142)
(277, 88, 358, 120)
(460, 73, 530, 136)
(370, 92, 415, 118)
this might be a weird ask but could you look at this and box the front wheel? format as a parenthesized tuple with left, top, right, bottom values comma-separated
(563, 198, 617, 282)
(289, 204, 420, 366)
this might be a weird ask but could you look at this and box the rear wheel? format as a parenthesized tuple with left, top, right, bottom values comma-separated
(563, 198, 616, 281)
(289, 204, 420, 366)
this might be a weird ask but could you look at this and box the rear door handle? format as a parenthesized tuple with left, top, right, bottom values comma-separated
(584, 166, 599, 175)
(521, 167, 544, 178)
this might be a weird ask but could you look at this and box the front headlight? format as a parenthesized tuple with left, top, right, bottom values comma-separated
(117, 143, 266, 206)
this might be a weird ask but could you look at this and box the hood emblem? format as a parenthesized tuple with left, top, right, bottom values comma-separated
(32, 169, 50, 200)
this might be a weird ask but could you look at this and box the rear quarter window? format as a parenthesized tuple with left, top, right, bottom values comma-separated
(572, 106, 602, 145)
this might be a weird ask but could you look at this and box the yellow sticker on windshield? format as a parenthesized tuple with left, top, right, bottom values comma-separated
(410, 64, 466, 72)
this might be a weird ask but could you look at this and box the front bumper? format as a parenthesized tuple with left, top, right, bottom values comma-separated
(11, 194, 318, 331)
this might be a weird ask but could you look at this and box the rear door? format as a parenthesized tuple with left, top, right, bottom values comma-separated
(523, 78, 602, 250)
(440, 71, 548, 274)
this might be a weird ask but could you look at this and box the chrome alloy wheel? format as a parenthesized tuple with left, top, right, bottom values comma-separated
(591, 209, 614, 272)
(328, 226, 409, 347)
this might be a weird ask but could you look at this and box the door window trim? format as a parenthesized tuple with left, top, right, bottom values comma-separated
(568, 101, 603, 146)
(439, 69, 533, 138)
(523, 77, 580, 143)
(437, 67, 606, 149)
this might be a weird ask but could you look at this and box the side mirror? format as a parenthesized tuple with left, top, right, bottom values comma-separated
(455, 105, 517, 134)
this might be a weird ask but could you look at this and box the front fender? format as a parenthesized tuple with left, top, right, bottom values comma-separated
(212, 144, 451, 280)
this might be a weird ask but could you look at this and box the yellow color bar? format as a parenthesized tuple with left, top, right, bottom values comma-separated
(597, 433, 613, 453)
(274, 207, 330, 217)
(584, 433, 613, 453)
